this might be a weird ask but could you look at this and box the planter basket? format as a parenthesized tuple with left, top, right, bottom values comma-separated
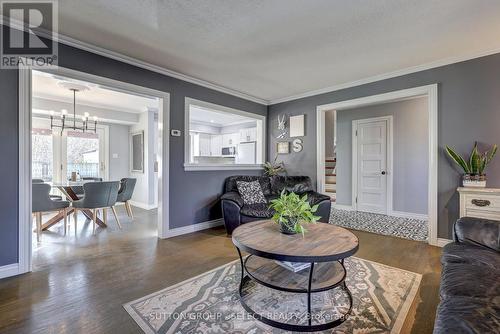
(279, 218, 298, 235)
(463, 174, 486, 188)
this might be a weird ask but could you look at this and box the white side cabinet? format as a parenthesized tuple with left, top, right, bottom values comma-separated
(458, 187, 500, 220)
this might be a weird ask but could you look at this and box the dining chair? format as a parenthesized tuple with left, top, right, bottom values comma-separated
(71, 177, 103, 199)
(32, 179, 63, 200)
(72, 181, 121, 235)
(32, 183, 70, 242)
(117, 178, 137, 219)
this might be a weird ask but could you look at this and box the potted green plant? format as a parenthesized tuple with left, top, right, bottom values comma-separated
(263, 155, 286, 176)
(445, 142, 497, 187)
(269, 190, 321, 235)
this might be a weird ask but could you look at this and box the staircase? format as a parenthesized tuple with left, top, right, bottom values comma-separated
(324, 157, 336, 201)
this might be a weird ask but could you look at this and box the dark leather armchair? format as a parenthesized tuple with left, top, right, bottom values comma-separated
(433, 217, 500, 334)
(221, 175, 331, 235)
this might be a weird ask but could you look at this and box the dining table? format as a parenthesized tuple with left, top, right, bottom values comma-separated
(41, 180, 107, 231)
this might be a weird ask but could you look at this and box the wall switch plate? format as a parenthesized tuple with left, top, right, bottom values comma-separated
(171, 129, 181, 136)
(112, 153, 119, 158)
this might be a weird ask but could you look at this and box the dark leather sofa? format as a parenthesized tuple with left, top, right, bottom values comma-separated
(220, 175, 331, 234)
(433, 217, 500, 334)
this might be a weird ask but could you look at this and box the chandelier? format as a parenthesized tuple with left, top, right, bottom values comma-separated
(50, 85, 98, 133)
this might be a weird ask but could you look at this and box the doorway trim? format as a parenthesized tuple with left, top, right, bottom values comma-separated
(351, 116, 394, 214)
(316, 84, 438, 246)
(18, 65, 171, 275)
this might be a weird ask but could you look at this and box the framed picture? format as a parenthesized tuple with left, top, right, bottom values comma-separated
(289, 114, 305, 137)
(131, 131, 144, 173)
(277, 141, 290, 154)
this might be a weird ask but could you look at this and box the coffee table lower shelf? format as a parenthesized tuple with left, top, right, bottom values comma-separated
(236, 249, 353, 332)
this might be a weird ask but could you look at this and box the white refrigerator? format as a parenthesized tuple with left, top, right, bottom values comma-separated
(236, 142, 256, 164)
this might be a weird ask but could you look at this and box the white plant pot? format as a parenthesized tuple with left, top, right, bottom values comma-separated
(463, 179, 487, 188)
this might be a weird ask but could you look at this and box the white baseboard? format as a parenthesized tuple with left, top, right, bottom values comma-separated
(389, 210, 429, 221)
(162, 219, 224, 238)
(0, 263, 20, 280)
(128, 201, 157, 211)
(436, 238, 453, 247)
(332, 204, 353, 211)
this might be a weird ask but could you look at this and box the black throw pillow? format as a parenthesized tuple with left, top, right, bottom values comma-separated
(236, 180, 266, 205)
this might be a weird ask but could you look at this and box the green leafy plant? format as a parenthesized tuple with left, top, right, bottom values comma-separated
(445, 142, 497, 175)
(269, 190, 320, 235)
(263, 155, 286, 176)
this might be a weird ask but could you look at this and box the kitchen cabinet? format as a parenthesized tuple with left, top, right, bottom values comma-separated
(239, 127, 257, 142)
(198, 133, 211, 156)
(222, 133, 240, 147)
(210, 135, 223, 156)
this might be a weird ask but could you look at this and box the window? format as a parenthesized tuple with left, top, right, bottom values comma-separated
(184, 98, 266, 170)
(32, 128, 54, 181)
(31, 118, 108, 182)
(66, 131, 100, 179)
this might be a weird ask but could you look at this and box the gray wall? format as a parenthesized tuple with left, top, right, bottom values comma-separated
(0, 38, 266, 267)
(108, 123, 130, 181)
(335, 98, 428, 215)
(268, 53, 500, 239)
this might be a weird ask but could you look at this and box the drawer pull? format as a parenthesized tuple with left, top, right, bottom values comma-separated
(471, 199, 491, 207)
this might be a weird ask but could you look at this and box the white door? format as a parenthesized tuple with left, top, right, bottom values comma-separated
(355, 119, 388, 214)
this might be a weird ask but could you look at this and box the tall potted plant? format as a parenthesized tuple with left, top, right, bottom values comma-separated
(445, 142, 497, 187)
(269, 190, 320, 235)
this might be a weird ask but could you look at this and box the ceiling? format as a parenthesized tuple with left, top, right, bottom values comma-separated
(35, 1, 500, 102)
(32, 71, 159, 113)
(190, 105, 256, 127)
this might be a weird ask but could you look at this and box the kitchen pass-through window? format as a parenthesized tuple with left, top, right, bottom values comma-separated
(184, 98, 266, 171)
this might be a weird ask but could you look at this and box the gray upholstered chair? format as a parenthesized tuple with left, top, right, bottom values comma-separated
(117, 178, 137, 219)
(70, 177, 103, 199)
(72, 181, 120, 235)
(32, 179, 63, 201)
(32, 183, 70, 242)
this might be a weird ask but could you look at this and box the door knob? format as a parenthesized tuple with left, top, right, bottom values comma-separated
(381, 171, 386, 175)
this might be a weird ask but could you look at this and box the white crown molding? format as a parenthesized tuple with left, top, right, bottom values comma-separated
(57, 34, 269, 105)
(269, 47, 500, 105)
(0, 16, 268, 105)
(3, 15, 500, 106)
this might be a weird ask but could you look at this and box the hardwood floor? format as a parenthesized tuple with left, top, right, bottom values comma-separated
(0, 207, 442, 333)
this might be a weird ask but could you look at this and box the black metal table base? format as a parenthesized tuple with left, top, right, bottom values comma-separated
(236, 247, 353, 332)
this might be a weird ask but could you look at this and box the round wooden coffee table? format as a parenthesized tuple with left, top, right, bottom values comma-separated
(232, 220, 359, 332)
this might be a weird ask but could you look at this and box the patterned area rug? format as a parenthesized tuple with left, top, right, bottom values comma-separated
(330, 208, 428, 242)
(124, 257, 421, 333)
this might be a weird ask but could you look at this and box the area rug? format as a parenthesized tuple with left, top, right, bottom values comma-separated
(330, 208, 428, 242)
(124, 257, 421, 333)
